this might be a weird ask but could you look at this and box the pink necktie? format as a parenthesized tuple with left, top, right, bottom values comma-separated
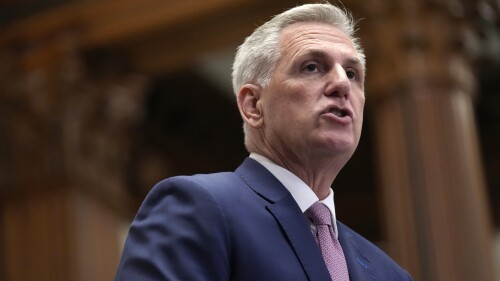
(306, 202, 350, 281)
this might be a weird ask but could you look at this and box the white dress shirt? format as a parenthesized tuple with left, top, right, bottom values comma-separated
(250, 153, 339, 238)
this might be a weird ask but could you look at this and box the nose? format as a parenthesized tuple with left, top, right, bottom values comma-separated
(324, 64, 349, 98)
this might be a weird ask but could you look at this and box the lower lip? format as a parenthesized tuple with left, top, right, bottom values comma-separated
(321, 113, 352, 125)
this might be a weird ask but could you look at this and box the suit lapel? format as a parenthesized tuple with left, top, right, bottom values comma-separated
(267, 196, 331, 281)
(337, 222, 376, 281)
(235, 158, 330, 281)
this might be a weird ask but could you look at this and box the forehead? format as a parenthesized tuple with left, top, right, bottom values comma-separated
(278, 22, 357, 58)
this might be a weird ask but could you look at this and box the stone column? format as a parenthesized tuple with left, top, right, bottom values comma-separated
(360, 1, 496, 280)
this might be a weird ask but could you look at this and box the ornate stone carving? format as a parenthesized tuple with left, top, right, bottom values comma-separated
(0, 33, 148, 209)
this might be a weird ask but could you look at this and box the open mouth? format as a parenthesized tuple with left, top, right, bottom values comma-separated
(328, 107, 350, 118)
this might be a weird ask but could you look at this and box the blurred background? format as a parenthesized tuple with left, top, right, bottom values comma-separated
(0, 0, 499, 280)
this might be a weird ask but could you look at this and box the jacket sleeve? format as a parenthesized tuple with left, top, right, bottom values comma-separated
(114, 176, 231, 281)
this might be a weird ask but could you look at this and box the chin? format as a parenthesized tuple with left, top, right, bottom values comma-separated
(315, 139, 357, 159)
(326, 136, 357, 149)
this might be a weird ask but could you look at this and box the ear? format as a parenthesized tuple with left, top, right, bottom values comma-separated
(236, 84, 264, 129)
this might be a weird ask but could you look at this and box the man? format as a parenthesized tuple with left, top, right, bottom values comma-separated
(115, 3, 413, 281)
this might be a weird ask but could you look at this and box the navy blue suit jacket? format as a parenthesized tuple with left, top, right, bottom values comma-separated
(115, 158, 412, 281)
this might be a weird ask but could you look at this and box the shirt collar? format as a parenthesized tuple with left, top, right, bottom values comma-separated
(249, 153, 339, 238)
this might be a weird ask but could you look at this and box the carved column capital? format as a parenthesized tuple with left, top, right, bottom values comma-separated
(360, 0, 478, 100)
(0, 31, 148, 211)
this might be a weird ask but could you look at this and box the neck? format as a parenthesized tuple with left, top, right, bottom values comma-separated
(249, 140, 348, 200)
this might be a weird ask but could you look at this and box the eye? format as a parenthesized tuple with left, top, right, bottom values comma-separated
(346, 69, 357, 80)
(303, 62, 320, 73)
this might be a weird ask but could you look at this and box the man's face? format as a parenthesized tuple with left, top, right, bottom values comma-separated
(259, 22, 365, 162)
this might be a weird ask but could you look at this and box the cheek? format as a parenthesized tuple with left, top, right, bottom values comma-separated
(355, 95, 366, 115)
(353, 96, 365, 128)
(286, 88, 321, 114)
(262, 81, 319, 122)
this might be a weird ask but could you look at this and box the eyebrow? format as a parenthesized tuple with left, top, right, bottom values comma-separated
(344, 59, 365, 77)
(301, 49, 329, 61)
(345, 57, 362, 68)
(300, 49, 363, 70)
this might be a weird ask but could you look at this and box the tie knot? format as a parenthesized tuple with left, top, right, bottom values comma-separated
(305, 202, 332, 226)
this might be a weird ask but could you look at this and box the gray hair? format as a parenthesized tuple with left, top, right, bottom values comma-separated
(231, 3, 365, 95)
